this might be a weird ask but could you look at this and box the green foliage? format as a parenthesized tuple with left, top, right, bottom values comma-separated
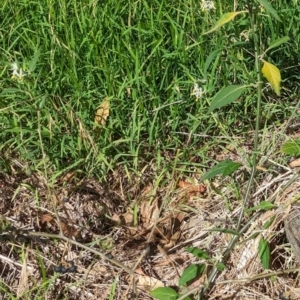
(203, 11, 247, 35)
(263, 216, 276, 229)
(186, 247, 210, 259)
(207, 227, 241, 236)
(0, 285, 17, 300)
(246, 201, 277, 213)
(179, 264, 205, 286)
(150, 263, 204, 299)
(201, 160, 241, 181)
(208, 85, 247, 112)
(281, 139, 300, 156)
(257, 0, 281, 21)
(258, 237, 270, 269)
(109, 276, 118, 300)
(216, 262, 226, 271)
(265, 36, 290, 53)
(197, 0, 293, 295)
(36, 252, 47, 281)
(0, 0, 297, 178)
(150, 287, 179, 300)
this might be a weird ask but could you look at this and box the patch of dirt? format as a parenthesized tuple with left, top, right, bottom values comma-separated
(0, 166, 207, 299)
(1, 157, 300, 300)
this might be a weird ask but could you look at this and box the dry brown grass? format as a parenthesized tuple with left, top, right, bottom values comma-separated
(1, 148, 300, 300)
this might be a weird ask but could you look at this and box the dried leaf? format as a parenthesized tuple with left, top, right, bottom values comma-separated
(61, 221, 78, 238)
(111, 213, 122, 224)
(163, 231, 181, 250)
(140, 198, 159, 227)
(178, 180, 206, 195)
(123, 211, 134, 226)
(289, 158, 300, 168)
(40, 214, 53, 224)
(136, 274, 164, 290)
(94, 98, 110, 126)
(141, 184, 153, 198)
(60, 171, 75, 182)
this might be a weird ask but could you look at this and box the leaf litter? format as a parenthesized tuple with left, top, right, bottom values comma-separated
(1, 140, 300, 299)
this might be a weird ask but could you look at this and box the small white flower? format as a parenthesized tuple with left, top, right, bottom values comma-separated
(10, 62, 27, 81)
(18, 68, 26, 79)
(201, 0, 216, 11)
(11, 62, 19, 72)
(191, 83, 205, 100)
(12, 69, 19, 78)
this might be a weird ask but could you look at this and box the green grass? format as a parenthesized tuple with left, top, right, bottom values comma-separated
(1, 0, 297, 178)
(1, 0, 300, 299)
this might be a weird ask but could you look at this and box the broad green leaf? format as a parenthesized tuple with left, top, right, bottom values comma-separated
(186, 247, 210, 260)
(201, 160, 241, 181)
(262, 60, 281, 96)
(246, 201, 276, 212)
(258, 237, 270, 269)
(257, 0, 281, 22)
(208, 85, 246, 112)
(179, 264, 205, 286)
(266, 36, 290, 53)
(222, 161, 241, 176)
(150, 287, 178, 300)
(28, 47, 41, 72)
(281, 139, 300, 156)
(203, 11, 247, 35)
(207, 228, 241, 236)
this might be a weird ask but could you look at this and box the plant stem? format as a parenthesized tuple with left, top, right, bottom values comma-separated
(237, 0, 263, 231)
(199, 1, 265, 298)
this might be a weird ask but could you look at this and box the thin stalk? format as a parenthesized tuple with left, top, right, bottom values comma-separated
(236, 0, 263, 231)
(27, 231, 134, 275)
(199, 1, 265, 298)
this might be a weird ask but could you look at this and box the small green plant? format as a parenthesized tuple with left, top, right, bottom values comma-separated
(150, 248, 210, 300)
(151, 0, 290, 298)
(281, 139, 300, 156)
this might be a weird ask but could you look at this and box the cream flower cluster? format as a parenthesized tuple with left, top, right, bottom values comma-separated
(11, 62, 26, 80)
(201, 0, 215, 11)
